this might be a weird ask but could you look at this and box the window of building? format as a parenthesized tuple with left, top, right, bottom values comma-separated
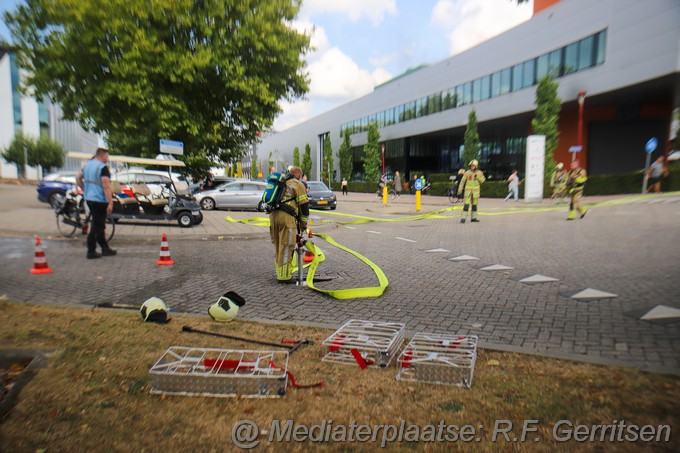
(463, 82, 472, 105)
(500, 68, 511, 94)
(491, 71, 501, 97)
(441, 90, 453, 110)
(472, 78, 481, 103)
(523, 59, 535, 87)
(406, 101, 416, 120)
(456, 85, 465, 106)
(377, 110, 385, 127)
(396, 105, 405, 123)
(596, 30, 606, 65)
(511, 64, 523, 91)
(480, 75, 490, 100)
(578, 35, 594, 70)
(548, 49, 561, 77)
(536, 54, 549, 80)
(563, 42, 578, 75)
(386, 108, 394, 125)
(429, 93, 441, 113)
(9, 54, 22, 131)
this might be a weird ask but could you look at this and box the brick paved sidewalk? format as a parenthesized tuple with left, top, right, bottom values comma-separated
(1, 183, 679, 373)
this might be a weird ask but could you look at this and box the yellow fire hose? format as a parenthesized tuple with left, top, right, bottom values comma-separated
(225, 216, 389, 299)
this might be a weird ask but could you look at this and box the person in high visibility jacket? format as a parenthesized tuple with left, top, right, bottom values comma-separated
(550, 162, 568, 202)
(269, 166, 309, 283)
(457, 160, 485, 223)
(566, 160, 588, 220)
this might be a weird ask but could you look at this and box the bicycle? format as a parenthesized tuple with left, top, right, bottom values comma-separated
(376, 184, 397, 201)
(447, 186, 463, 203)
(55, 190, 115, 242)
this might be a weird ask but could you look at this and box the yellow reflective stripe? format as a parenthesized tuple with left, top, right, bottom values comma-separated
(296, 194, 309, 203)
(300, 215, 309, 223)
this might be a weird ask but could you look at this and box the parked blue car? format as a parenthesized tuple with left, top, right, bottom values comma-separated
(36, 171, 78, 208)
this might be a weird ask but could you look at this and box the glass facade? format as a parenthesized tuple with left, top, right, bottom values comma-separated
(9, 53, 22, 133)
(340, 29, 608, 137)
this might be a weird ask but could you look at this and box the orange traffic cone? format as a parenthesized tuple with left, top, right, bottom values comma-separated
(30, 236, 53, 274)
(156, 233, 175, 265)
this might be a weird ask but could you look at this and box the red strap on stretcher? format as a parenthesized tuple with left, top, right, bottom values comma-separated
(329, 335, 346, 352)
(401, 350, 413, 368)
(203, 359, 255, 370)
(350, 348, 368, 370)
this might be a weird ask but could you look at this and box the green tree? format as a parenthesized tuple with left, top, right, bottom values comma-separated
(268, 152, 274, 174)
(1, 132, 34, 176)
(31, 136, 65, 171)
(337, 129, 353, 180)
(251, 157, 257, 178)
(531, 75, 561, 181)
(181, 153, 214, 181)
(322, 135, 334, 186)
(293, 147, 300, 168)
(362, 123, 381, 183)
(463, 109, 479, 166)
(5, 0, 310, 176)
(301, 143, 312, 178)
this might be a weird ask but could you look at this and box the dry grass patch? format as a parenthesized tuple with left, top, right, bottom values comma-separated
(0, 301, 677, 452)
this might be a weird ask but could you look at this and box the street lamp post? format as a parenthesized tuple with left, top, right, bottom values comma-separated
(576, 90, 587, 163)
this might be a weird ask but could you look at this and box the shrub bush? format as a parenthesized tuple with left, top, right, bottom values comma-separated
(331, 161, 680, 196)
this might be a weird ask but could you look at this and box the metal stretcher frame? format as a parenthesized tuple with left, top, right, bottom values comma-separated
(149, 346, 289, 398)
(322, 319, 406, 368)
(397, 333, 478, 388)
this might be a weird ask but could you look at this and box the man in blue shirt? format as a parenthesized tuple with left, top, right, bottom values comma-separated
(77, 148, 116, 259)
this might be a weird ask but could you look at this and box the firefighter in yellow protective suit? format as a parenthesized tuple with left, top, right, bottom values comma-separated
(457, 160, 486, 223)
(269, 166, 309, 283)
(550, 162, 568, 202)
(566, 160, 588, 220)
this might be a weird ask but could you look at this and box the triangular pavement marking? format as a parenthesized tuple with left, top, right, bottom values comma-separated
(640, 305, 680, 320)
(395, 237, 417, 243)
(520, 274, 559, 283)
(425, 248, 450, 253)
(571, 288, 618, 299)
(480, 264, 514, 271)
(367, 230, 382, 235)
(449, 255, 479, 261)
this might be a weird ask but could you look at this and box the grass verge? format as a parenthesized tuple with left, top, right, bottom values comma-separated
(0, 301, 677, 452)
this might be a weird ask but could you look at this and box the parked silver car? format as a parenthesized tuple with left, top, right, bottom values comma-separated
(194, 181, 267, 211)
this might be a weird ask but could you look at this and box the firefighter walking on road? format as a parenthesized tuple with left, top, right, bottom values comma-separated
(269, 166, 309, 283)
(566, 160, 588, 220)
(458, 159, 486, 223)
(550, 162, 568, 202)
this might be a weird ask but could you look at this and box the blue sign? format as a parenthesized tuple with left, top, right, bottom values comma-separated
(645, 137, 658, 154)
(414, 179, 424, 191)
(568, 146, 582, 153)
(159, 139, 184, 155)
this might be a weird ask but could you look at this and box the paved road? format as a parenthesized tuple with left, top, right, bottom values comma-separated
(1, 183, 679, 373)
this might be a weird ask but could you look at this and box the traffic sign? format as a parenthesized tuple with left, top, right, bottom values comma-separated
(645, 137, 658, 154)
(159, 139, 184, 155)
(414, 179, 424, 191)
(568, 146, 582, 153)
